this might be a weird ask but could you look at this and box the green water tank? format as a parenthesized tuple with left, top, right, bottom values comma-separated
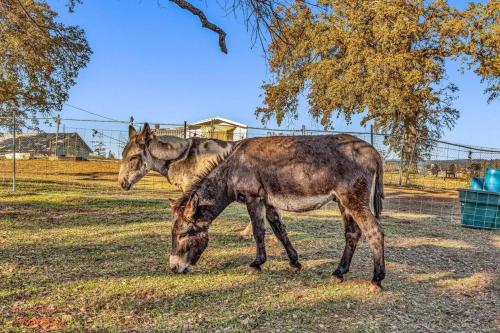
(458, 189, 500, 230)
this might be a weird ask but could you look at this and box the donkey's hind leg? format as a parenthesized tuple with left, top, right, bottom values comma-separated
(340, 189, 385, 291)
(348, 207, 385, 291)
(265, 205, 302, 272)
(245, 197, 267, 272)
(332, 204, 362, 282)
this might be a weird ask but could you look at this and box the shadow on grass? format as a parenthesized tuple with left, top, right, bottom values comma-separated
(3, 232, 498, 332)
(0, 195, 175, 230)
(1, 192, 498, 331)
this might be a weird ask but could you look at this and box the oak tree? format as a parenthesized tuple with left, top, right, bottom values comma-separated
(257, 0, 499, 177)
(0, 0, 91, 130)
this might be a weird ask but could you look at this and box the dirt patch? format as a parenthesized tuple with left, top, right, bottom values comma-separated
(17, 316, 67, 331)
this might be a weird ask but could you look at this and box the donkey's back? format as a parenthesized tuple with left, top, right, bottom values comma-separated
(227, 134, 383, 215)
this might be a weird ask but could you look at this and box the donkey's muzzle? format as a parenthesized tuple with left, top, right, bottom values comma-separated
(169, 255, 192, 274)
(119, 178, 131, 191)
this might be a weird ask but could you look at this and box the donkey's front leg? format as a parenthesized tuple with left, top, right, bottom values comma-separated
(246, 197, 267, 272)
(265, 206, 302, 272)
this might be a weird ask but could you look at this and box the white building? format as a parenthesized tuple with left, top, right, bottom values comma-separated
(155, 117, 248, 141)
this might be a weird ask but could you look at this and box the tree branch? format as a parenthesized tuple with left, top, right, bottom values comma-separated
(167, 0, 228, 54)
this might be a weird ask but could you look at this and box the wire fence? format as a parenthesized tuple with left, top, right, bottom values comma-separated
(1, 116, 500, 226)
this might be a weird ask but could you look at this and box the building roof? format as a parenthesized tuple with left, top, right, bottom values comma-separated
(189, 117, 247, 128)
(0, 132, 92, 154)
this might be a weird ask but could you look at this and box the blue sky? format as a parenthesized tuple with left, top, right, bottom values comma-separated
(49, 0, 498, 147)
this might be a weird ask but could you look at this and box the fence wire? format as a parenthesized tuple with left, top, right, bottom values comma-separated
(1, 116, 499, 227)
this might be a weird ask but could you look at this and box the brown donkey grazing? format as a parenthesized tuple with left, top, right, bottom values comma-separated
(171, 134, 386, 291)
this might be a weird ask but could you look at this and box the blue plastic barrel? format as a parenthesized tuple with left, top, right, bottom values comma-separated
(470, 177, 484, 190)
(484, 168, 500, 192)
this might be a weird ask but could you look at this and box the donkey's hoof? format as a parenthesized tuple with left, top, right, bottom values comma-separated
(290, 262, 302, 272)
(368, 283, 383, 294)
(248, 266, 262, 275)
(330, 275, 344, 284)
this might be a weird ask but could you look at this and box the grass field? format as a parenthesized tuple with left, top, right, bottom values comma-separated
(0, 160, 499, 332)
(384, 171, 470, 190)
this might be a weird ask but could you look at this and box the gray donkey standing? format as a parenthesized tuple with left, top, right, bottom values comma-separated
(169, 132, 386, 292)
(118, 125, 235, 192)
(118, 124, 263, 237)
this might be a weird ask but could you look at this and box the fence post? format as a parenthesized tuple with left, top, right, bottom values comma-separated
(54, 115, 61, 158)
(399, 142, 404, 186)
(12, 109, 16, 192)
(62, 124, 66, 154)
(301, 125, 305, 136)
(370, 125, 374, 145)
(183, 121, 187, 139)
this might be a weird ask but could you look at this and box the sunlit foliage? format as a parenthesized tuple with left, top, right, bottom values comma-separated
(0, 0, 91, 130)
(257, 0, 498, 163)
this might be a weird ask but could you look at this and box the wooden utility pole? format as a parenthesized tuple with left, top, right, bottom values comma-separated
(12, 109, 16, 192)
(54, 115, 61, 157)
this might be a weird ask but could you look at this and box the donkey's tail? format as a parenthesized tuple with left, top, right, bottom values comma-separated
(369, 159, 384, 219)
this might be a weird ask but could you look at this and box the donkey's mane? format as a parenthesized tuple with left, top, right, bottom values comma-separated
(172, 142, 240, 213)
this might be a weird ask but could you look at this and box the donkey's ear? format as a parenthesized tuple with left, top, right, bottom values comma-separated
(129, 125, 137, 139)
(184, 192, 199, 219)
(142, 122, 151, 134)
(141, 123, 154, 143)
